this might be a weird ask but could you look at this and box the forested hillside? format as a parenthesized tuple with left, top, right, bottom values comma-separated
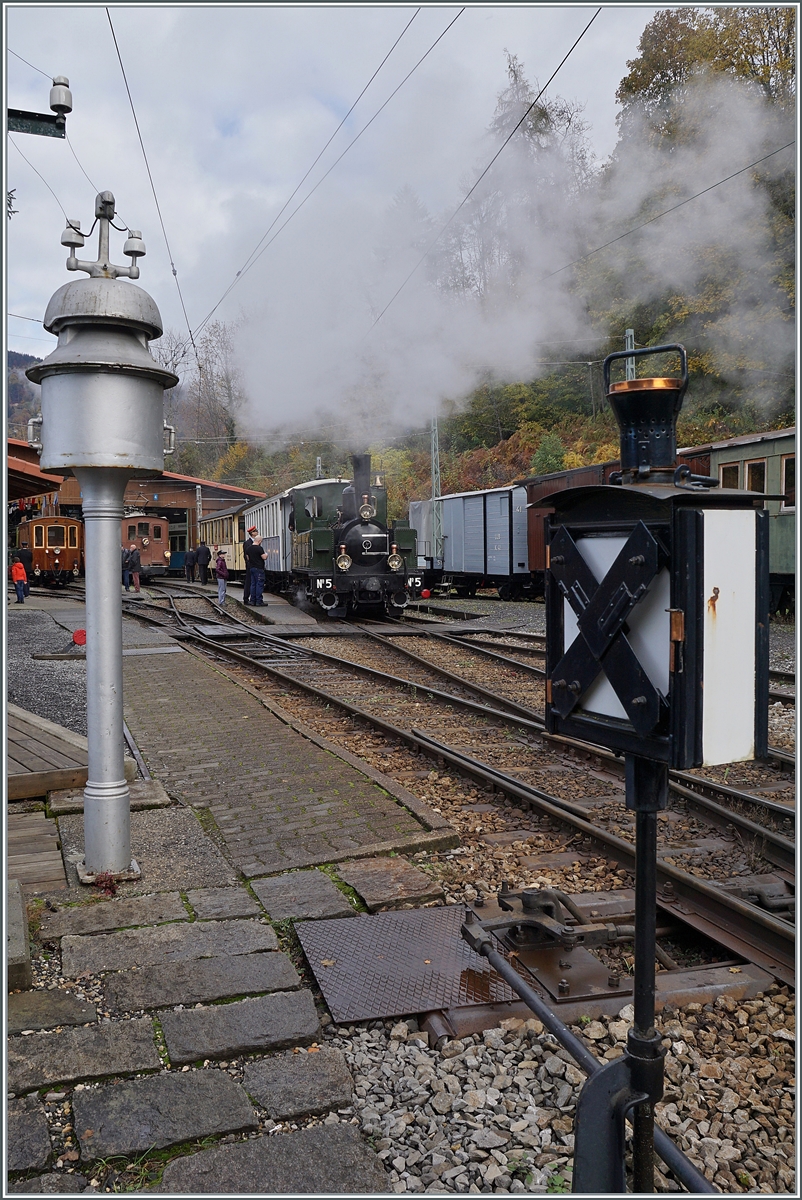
(9, 9, 794, 518)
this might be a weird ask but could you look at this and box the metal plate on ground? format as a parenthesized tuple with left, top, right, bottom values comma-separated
(296, 906, 517, 1022)
(191, 625, 251, 639)
(512, 944, 633, 1004)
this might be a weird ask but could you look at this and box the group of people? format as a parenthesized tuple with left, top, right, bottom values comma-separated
(113, 531, 265, 607)
(184, 541, 213, 585)
(121, 544, 142, 592)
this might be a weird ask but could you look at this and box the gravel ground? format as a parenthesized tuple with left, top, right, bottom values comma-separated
(7, 609, 89, 737)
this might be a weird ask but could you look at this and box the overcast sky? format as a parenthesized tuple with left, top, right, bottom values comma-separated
(5, 3, 659, 367)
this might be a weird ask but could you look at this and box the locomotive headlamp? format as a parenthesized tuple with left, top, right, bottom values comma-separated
(359, 502, 376, 521)
(388, 547, 403, 571)
(164, 550, 171, 559)
(336, 553, 352, 571)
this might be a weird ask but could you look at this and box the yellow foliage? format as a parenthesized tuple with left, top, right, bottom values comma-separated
(591, 442, 619, 464)
(563, 451, 586, 469)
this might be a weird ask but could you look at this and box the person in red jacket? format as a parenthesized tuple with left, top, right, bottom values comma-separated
(11, 557, 27, 604)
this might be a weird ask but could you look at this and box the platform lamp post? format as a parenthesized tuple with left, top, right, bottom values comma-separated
(542, 344, 770, 1192)
(26, 192, 178, 881)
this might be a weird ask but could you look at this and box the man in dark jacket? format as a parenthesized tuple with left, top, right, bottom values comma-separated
(185, 546, 197, 583)
(17, 542, 33, 596)
(242, 525, 258, 604)
(196, 540, 212, 585)
(121, 545, 131, 591)
(128, 544, 142, 593)
(244, 535, 268, 606)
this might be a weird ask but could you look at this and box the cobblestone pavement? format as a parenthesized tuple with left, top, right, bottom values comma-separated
(121, 647, 446, 875)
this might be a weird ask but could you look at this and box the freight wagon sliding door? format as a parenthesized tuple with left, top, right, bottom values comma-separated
(511, 486, 528, 574)
(442, 497, 464, 572)
(463, 495, 485, 574)
(485, 491, 511, 576)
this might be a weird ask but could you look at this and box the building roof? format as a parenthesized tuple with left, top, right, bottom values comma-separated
(678, 427, 796, 456)
(160, 469, 266, 499)
(7, 439, 65, 500)
(200, 502, 249, 521)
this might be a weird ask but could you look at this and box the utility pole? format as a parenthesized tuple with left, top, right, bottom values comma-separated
(27, 192, 178, 880)
(625, 328, 636, 381)
(431, 413, 443, 567)
(316, 456, 323, 479)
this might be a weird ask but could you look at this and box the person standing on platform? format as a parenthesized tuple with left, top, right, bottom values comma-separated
(11, 556, 27, 603)
(185, 546, 197, 583)
(215, 548, 229, 604)
(196, 540, 212, 585)
(17, 542, 33, 596)
(243, 524, 258, 604)
(245, 535, 268, 606)
(121, 545, 131, 591)
(128, 544, 142, 593)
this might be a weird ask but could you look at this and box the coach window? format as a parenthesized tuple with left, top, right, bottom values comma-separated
(34, 525, 44, 548)
(47, 526, 65, 547)
(127, 524, 136, 540)
(137, 522, 149, 537)
(746, 459, 766, 493)
(719, 462, 740, 489)
(782, 455, 795, 510)
(153, 525, 162, 540)
(68, 526, 78, 548)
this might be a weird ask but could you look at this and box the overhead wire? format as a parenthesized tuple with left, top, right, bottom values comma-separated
(193, 5, 466, 337)
(214, 7, 422, 301)
(367, 7, 602, 331)
(105, 6, 199, 370)
(8, 135, 69, 218)
(8, 47, 52, 79)
(544, 140, 797, 280)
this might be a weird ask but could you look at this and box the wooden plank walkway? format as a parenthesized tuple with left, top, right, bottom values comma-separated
(7, 810, 67, 894)
(7, 703, 89, 800)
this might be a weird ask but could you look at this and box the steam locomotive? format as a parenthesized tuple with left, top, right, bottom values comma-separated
(241, 454, 418, 616)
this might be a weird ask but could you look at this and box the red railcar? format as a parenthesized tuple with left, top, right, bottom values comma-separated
(14, 516, 84, 586)
(121, 512, 172, 578)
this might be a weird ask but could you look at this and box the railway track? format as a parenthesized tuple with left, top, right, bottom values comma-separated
(121, 595, 795, 985)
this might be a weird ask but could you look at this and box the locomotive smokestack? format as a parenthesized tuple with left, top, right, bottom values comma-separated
(351, 454, 372, 502)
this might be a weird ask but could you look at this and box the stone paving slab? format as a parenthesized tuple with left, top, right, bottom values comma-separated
(160, 990, 320, 1065)
(186, 887, 261, 920)
(250, 869, 355, 921)
(57, 807, 237, 896)
(61, 918, 278, 977)
(156, 1123, 388, 1193)
(8, 989, 97, 1035)
(121, 651, 441, 874)
(8, 1096, 53, 1172)
(7, 1018, 159, 1093)
(336, 856, 445, 911)
(103, 951, 300, 1011)
(242, 1047, 353, 1120)
(48, 779, 174, 816)
(73, 1070, 257, 1160)
(8, 877, 33, 989)
(39, 892, 188, 939)
(8, 1175, 94, 1193)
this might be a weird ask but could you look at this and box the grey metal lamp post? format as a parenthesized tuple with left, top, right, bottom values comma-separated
(27, 191, 178, 879)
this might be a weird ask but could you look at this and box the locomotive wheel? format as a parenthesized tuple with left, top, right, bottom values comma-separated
(498, 583, 513, 601)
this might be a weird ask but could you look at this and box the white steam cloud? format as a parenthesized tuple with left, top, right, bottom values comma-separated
(235, 70, 795, 444)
